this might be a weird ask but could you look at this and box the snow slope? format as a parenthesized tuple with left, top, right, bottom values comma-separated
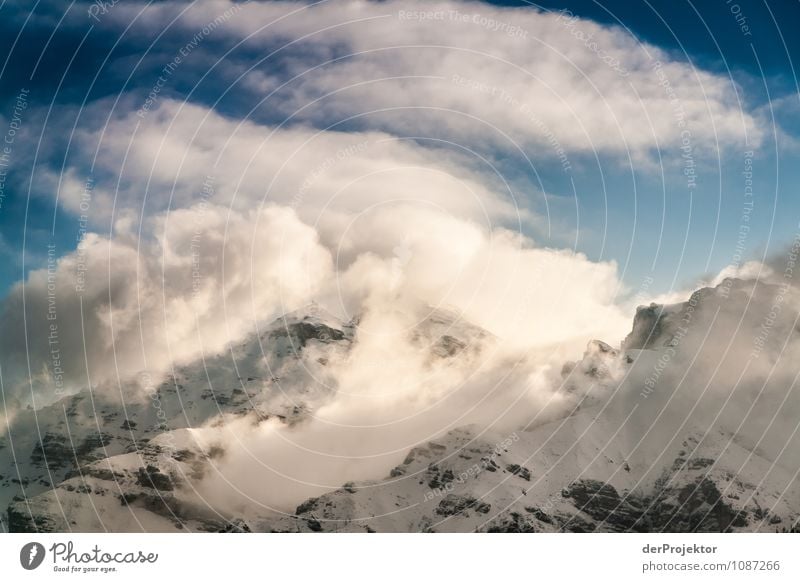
(5, 281, 800, 532)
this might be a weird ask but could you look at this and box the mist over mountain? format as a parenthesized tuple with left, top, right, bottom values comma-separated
(4, 272, 799, 532)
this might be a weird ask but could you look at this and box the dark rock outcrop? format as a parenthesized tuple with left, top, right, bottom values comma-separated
(270, 322, 345, 348)
(435, 494, 490, 517)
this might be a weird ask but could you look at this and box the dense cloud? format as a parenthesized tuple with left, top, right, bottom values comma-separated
(0, 205, 332, 410)
(98, 0, 760, 158)
(0, 194, 629, 408)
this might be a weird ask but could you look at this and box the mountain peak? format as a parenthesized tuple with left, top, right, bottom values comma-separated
(270, 302, 346, 330)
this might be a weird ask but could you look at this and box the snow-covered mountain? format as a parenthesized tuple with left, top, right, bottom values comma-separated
(4, 280, 800, 532)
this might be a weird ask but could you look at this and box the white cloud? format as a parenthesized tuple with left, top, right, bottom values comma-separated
(51, 98, 527, 231)
(0, 204, 332, 407)
(118, 0, 762, 160)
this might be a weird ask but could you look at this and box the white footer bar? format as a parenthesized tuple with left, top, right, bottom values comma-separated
(1, 533, 797, 581)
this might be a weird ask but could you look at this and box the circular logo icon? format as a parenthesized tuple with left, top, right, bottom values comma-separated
(20, 542, 46, 570)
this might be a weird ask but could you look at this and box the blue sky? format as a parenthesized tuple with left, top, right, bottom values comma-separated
(0, 0, 798, 299)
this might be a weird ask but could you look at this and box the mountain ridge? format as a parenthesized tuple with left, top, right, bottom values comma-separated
(4, 279, 800, 532)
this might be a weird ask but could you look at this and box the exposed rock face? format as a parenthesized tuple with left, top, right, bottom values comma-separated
(484, 511, 537, 533)
(431, 335, 466, 358)
(28, 432, 113, 477)
(559, 476, 749, 533)
(136, 465, 174, 491)
(6, 502, 57, 533)
(623, 303, 671, 350)
(622, 278, 781, 352)
(269, 321, 346, 348)
(435, 494, 491, 517)
(562, 479, 643, 531)
(506, 464, 531, 481)
(29, 433, 73, 472)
